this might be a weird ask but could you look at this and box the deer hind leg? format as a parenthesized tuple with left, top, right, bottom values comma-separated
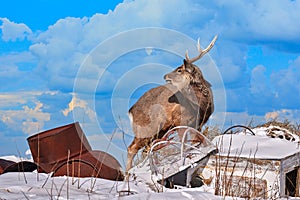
(126, 137, 148, 177)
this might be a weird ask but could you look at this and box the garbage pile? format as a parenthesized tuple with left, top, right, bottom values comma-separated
(0, 122, 124, 181)
(129, 126, 217, 189)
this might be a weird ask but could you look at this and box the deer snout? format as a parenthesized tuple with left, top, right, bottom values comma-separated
(163, 74, 168, 80)
(164, 74, 172, 84)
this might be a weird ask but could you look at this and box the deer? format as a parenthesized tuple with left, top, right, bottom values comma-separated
(126, 36, 218, 175)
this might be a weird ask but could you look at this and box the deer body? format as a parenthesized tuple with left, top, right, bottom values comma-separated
(126, 36, 217, 173)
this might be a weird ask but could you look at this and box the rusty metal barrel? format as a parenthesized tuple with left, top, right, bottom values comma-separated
(0, 159, 37, 175)
(0, 159, 15, 174)
(53, 150, 124, 181)
(27, 122, 124, 181)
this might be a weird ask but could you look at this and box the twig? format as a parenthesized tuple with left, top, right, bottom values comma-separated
(21, 191, 30, 200)
(90, 127, 117, 191)
(14, 141, 27, 184)
(223, 133, 233, 196)
(150, 173, 161, 193)
(214, 136, 223, 195)
(44, 187, 52, 200)
(226, 142, 245, 196)
(76, 131, 85, 189)
(79, 178, 92, 189)
(37, 124, 40, 182)
(42, 172, 53, 188)
(121, 128, 131, 195)
(67, 150, 70, 200)
(252, 143, 259, 198)
(57, 178, 68, 199)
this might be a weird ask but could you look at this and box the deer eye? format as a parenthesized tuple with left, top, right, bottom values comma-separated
(177, 69, 183, 73)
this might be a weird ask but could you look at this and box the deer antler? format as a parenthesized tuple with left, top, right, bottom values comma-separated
(185, 35, 218, 64)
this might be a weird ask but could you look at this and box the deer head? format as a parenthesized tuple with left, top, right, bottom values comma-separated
(164, 35, 217, 91)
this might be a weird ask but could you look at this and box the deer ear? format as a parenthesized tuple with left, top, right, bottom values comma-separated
(183, 59, 188, 70)
(184, 59, 188, 64)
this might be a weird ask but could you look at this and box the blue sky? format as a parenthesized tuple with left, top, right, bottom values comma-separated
(0, 0, 300, 165)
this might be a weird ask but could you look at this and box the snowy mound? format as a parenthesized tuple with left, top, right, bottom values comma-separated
(0, 155, 32, 163)
(213, 125, 300, 160)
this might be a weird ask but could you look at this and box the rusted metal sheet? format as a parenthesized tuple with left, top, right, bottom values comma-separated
(27, 122, 124, 181)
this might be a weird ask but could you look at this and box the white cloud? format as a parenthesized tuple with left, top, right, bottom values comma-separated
(62, 94, 96, 122)
(265, 109, 300, 124)
(0, 51, 36, 65)
(22, 0, 300, 95)
(0, 91, 43, 109)
(0, 65, 23, 83)
(0, 100, 50, 135)
(1, 0, 300, 141)
(215, 111, 265, 129)
(212, 0, 300, 42)
(270, 56, 300, 108)
(0, 18, 32, 41)
(218, 61, 244, 84)
(265, 111, 279, 121)
(35, 17, 88, 43)
(247, 1, 300, 41)
(251, 65, 267, 93)
(0, 91, 71, 136)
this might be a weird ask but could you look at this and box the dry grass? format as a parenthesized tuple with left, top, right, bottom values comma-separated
(255, 119, 300, 137)
(202, 125, 222, 141)
(213, 143, 271, 199)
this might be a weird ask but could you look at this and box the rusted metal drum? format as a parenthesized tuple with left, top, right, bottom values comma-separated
(27, 122, 124, 181)
(0, 159, 37, 175)
(27, 122, 92, 173)
(0, 159, 15, 174)
(3, 161, 37, 173)
(53, 150, 124, 181)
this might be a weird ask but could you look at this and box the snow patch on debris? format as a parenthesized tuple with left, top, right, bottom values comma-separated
(213, 125, 300, 159)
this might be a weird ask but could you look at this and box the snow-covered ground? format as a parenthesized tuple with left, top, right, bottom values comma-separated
(1, 125, 300, 199)
(0, 168, 222, 199)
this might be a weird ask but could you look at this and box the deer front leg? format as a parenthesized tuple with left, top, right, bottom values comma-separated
(126, 137, 148, 179)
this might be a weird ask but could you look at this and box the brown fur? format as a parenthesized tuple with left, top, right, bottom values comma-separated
(126, 59, 214, 173)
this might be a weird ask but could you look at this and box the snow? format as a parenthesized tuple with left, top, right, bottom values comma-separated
(0, 155, 32, 163)
(212, 125, 300, 159)
(0, 171, 223, 199)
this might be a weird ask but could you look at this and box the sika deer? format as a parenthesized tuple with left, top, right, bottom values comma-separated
(126, 36, 217, 173)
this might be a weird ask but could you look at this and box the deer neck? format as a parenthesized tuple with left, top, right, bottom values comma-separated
(181, 83, 209, 109)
